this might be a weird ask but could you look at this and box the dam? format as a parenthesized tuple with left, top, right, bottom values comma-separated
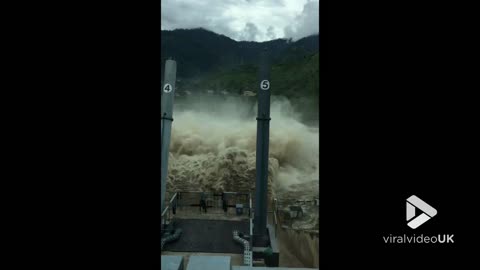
(161, 50, 319, 270)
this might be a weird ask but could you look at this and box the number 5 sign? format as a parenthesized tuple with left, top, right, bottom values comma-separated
(260, 80, 270, 90)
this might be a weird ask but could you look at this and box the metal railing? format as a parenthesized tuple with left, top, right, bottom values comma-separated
(161, 192, 178, 230)
(275, 197, 319, 207)
(167, 191, 251, 209)
(272, 196, 319, 237)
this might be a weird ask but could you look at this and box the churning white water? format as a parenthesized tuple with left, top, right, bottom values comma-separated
(167, 94, 319, 203)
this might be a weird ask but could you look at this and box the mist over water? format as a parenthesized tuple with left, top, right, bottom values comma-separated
(167, 95, 319, 202)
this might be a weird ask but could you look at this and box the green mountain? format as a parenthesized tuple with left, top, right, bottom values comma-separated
(193, 52, 319, 98)
(161, 28, 319, 122)
(161, 28, 318, 79)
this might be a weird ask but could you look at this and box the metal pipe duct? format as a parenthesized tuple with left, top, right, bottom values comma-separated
(161, 59, 177, 218)
(253, 49, 271, 245)
(161, 228, 182, 250)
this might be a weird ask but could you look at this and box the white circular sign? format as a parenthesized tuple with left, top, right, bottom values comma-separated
(260, 80, 270, 90)
(163, 83, 173, 93)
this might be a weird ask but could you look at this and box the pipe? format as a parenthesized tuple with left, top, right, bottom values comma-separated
(233, 230, 252, 266)
(161, 60, 177, 217)
(233, 230, 250, 250)
(161, 228, 182, 250)
(253, 48, 271, 244)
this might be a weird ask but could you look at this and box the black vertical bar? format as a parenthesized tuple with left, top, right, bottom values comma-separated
(253, 48, 271, 245)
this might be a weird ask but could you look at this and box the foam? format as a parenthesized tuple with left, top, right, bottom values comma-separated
(167, 95, 319, 203)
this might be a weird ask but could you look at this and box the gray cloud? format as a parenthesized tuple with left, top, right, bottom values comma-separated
(266, 26, 276, 40)
(161, 0, 318, 42)
(283, 0, 319, 41)
(241, 23, 260, 41)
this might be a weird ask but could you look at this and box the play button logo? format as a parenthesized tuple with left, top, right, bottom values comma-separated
(406, 195, 437, 229)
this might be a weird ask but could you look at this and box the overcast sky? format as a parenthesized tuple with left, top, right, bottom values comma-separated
(161, 0, 319, 42)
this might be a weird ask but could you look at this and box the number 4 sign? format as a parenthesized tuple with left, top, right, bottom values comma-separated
(163, 83, 173, 93)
